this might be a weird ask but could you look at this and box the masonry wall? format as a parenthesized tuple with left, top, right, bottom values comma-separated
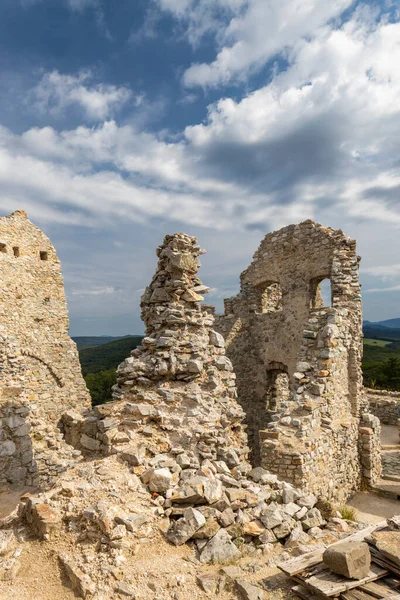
(0, 210, 90, 487)
(0, 388, 37, 488)
(216, 220, 381, 501)
(366, 389, 400, 425)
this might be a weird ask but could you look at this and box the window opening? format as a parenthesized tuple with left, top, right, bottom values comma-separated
(310, 277, 332, 309)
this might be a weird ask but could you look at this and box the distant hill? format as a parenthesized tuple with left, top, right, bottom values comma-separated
(72, 336, 128, 350)
(377, 318, 400, 329)
(79, 335, 143, 376)
(363, 322, 400, 342)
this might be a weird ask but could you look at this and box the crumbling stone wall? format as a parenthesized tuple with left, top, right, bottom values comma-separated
(63, 233, 248, 467)
(216, 220, 381, 501)
(0, 388, 37, 488)
(0, 210, 90, 487)
(366, 389, 400, 426)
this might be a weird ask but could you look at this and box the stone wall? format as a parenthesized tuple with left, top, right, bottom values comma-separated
(0, 388, 37, 488)
(0, 210, 90, 487)
(216, 220, 381, 501)
(366, 389, 400, 425)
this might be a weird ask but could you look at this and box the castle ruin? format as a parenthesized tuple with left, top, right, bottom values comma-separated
(0, 211, 90, 489)
(216, 220, 381, 502)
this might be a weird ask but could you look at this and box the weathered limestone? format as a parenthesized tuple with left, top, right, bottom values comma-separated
(323, 541, 371, 579)
(216, 221, 381, 501)
(0, 210, 90, 488)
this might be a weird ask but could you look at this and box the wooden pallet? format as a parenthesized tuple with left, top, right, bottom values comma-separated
(292, 563, 387, 597)
(294, 578, 400, 600)
(279, 522, 388, 577)
(279, 520, 400, 599)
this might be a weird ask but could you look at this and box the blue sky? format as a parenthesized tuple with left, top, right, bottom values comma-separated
(0, 0, 400, 335)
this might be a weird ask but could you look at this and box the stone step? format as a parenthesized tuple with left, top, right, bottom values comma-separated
(371, 479, 400, 500)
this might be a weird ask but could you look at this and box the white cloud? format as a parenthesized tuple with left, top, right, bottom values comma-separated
(29, 71, 132, 120)
(72, 286, 116, 296)
(1, 6, 400, 251)
(364, 264, 400, 278)
(156, 0, 355, 88)
(364, 285, 400, 293)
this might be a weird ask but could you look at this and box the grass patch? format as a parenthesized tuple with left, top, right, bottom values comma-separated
(364, 338, 392, 347)
(338, 505, 357, 521)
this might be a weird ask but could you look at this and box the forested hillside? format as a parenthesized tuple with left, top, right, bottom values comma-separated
(79, 336, 143, 405)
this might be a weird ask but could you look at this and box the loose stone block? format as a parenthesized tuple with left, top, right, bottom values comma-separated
(323, 541, 371, 579)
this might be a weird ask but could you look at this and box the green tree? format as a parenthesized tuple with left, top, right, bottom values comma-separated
(84, 369, 116, 406)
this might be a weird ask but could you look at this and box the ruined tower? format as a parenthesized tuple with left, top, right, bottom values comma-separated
(110, 232, 248, 463)
(216, 221, 381, 501)
(0, 210, 90, 488)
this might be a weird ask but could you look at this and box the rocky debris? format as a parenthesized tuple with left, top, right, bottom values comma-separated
(115, 581, 137, 597)
(166, 508, 206, 546)
(196, 572, 222, 594)
(24, 498, 61, 539)
(198, 528, 241, 564)
(236, 578, 265, 600)
(323, 541, 371, 579)
(0, 529, 21, 582)
(59, 553, 97, 598)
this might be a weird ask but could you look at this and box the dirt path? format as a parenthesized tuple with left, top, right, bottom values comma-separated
(348, 491, 400, 524)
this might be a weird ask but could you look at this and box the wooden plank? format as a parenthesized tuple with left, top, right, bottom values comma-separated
(278, 522, 388, 577)
(370, 549, 400, 578)
(295, 563, 387, 597)
(279, 550, 328, 577)
(293, 585, 325, 600)
(347, 589, 378, 600)
(341, 592, 364, 600)
(361, 582, 393, 598)
(360, 580, 400, 599)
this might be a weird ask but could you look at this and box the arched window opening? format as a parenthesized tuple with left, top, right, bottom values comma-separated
(310, 276, 332, 309)
(40, 251, 48, 261)
(0, 243, 7, 253)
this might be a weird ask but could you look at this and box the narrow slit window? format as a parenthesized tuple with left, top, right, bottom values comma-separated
(40, 251, 48, 261)
(13, 247, 20, 257)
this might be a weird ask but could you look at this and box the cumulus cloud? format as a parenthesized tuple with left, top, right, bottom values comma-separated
(1, 6, 400, 244)
(29, 71, 132, 120)
(156, 0, 354, 88)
